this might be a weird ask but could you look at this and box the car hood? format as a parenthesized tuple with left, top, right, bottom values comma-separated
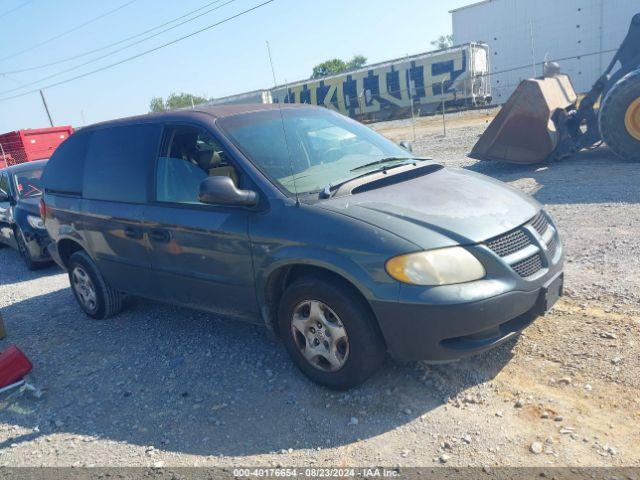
(17, 197, 41, 215)
(315, 167, 540, 249)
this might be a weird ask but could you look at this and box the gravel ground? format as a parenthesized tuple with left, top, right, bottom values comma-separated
(0, 110, 638, 468)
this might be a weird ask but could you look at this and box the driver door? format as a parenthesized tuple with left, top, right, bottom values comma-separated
(143, 124, 259, 321)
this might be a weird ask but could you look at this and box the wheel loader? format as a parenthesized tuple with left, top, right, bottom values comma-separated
(470, 13, 640, 164)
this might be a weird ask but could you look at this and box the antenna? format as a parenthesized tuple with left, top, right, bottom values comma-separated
(266, 40, 300, 206)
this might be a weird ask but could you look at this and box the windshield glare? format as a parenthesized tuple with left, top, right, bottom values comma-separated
(13, 168, 44, 199)
(218, 107, 411, 195)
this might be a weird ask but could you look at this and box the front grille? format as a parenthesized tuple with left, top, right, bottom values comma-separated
(512, 253, 543, 278)
(486, 228, 531, 257)
(484, 210, 556, 279)
(530, 211, 549, 236)
(546, 237, 557, 259)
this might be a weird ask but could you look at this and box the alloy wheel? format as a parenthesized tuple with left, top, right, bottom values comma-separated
(290, 300, 350, 372)
(72, 266, 98, 313)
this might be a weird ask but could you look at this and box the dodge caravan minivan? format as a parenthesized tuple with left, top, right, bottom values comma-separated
(41, 104, 563, 389)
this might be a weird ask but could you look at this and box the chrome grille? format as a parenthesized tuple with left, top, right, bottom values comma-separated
(530, 211, 549, 236)
(546, 237, 557, 259)
(512, 253, 543, 278)
(486, 228, 531, 257)
(484, 210, 557, 279)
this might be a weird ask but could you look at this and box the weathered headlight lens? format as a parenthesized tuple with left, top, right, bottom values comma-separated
(386, 247, 486, 286)
(27, 215, 45, 230)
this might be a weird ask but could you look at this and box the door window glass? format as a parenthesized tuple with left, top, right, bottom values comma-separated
(84, 124, 161, 203)
(156, 126, 238, 204)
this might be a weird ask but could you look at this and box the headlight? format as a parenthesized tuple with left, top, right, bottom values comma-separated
(27, 215, 46, 230)
(385, 247, 486, 286)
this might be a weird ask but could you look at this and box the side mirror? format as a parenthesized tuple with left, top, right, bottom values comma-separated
(0, 189, 9, 202)
(399, 140, 413, 153)
(199, 176, 258, 207)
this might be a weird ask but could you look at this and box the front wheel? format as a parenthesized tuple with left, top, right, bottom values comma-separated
(599, 69, 640, 162)
(278, 276, 386, 389)
(68, 250, 123, 320)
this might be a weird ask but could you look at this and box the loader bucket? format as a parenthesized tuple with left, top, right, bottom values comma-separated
(470, 75, 578, 164)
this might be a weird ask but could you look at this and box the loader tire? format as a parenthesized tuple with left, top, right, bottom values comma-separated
(599, 69, 640, 162)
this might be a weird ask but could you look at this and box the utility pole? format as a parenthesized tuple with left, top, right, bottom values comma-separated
(39, 90, 53, 127)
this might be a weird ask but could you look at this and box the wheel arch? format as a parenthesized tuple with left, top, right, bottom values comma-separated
(56, 237, 88, 268)
(260, 260, 381, 338)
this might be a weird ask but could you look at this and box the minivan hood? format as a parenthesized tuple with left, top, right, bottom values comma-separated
(316, 167, 540, 249)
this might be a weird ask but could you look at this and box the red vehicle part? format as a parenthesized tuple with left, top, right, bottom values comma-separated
(0, 345, 33, 388)
(0, 126, 73, 168)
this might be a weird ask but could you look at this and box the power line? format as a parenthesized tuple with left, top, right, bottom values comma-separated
(0, 0, 237, 96)
(0, 0, 32, 20)
(1, 0, 231, 74)
(0, 0, 275, 103)
(0, 0, 139, 62)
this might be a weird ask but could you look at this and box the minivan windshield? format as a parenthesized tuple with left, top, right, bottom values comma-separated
(218, 107, 415, 195)
(13, 167, 44, 199)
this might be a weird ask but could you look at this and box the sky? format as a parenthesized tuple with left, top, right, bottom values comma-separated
(0, 0, 472, 132)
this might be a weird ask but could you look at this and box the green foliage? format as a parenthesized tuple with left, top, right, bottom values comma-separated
(430, 34, 454, 50)
(311, 55, 368, 79)
(346, 54, 367, 70)
(149, 92, 211, 112)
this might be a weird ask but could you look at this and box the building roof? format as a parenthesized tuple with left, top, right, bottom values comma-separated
(449, 0, 497, 14)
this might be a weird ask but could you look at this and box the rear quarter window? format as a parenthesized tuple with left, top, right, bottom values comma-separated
(83, 123, 161, 203)
(41, 132, 90, 195)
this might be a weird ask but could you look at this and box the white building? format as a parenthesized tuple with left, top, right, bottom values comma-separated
(451, 0, 640, 103)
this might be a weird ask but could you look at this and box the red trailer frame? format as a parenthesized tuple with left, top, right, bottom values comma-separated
(0, 126, 73, 169)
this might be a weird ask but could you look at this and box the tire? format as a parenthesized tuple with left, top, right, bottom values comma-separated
(67, 250, 123, 320)
(278, 275, 386, 389)
(15, 227, 38, 271)
(599, 69, 640, 162)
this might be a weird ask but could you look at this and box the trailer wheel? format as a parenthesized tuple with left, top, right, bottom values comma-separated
(599, 69, 640, 161)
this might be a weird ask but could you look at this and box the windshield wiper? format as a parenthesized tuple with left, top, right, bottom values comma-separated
(320, 159, 427, 199)
(350, 156, 426, 172)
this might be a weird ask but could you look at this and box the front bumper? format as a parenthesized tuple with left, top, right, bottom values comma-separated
(21, 227, 52, 263)
(372, 271, 563, 362)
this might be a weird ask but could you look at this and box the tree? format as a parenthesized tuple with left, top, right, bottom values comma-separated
(430, 34, 454, 50)
(346, 54, 367, 70)
(311, 55, 367, 79)
(149, 92, 211, 112)
(311, 58, 348, 79)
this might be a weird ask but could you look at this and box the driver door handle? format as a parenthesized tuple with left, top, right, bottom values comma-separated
(150, 229, 171, 243)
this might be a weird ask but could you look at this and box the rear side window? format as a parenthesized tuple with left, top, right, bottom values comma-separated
(41, 132, 90, 195)
(84, 124, 161, 203)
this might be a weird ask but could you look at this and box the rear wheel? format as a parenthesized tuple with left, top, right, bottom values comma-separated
(68, 250, 123, 320)
(278, 276, 386, 389)
(599, 69, 640, 161)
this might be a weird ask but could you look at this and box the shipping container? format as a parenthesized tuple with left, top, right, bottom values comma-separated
(0, 126, 73, 169)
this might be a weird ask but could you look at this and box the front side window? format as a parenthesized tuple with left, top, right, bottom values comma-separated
(13, 167, 44, 199)
(218, 107, 410, 195)
(156, 126, 239, 204)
